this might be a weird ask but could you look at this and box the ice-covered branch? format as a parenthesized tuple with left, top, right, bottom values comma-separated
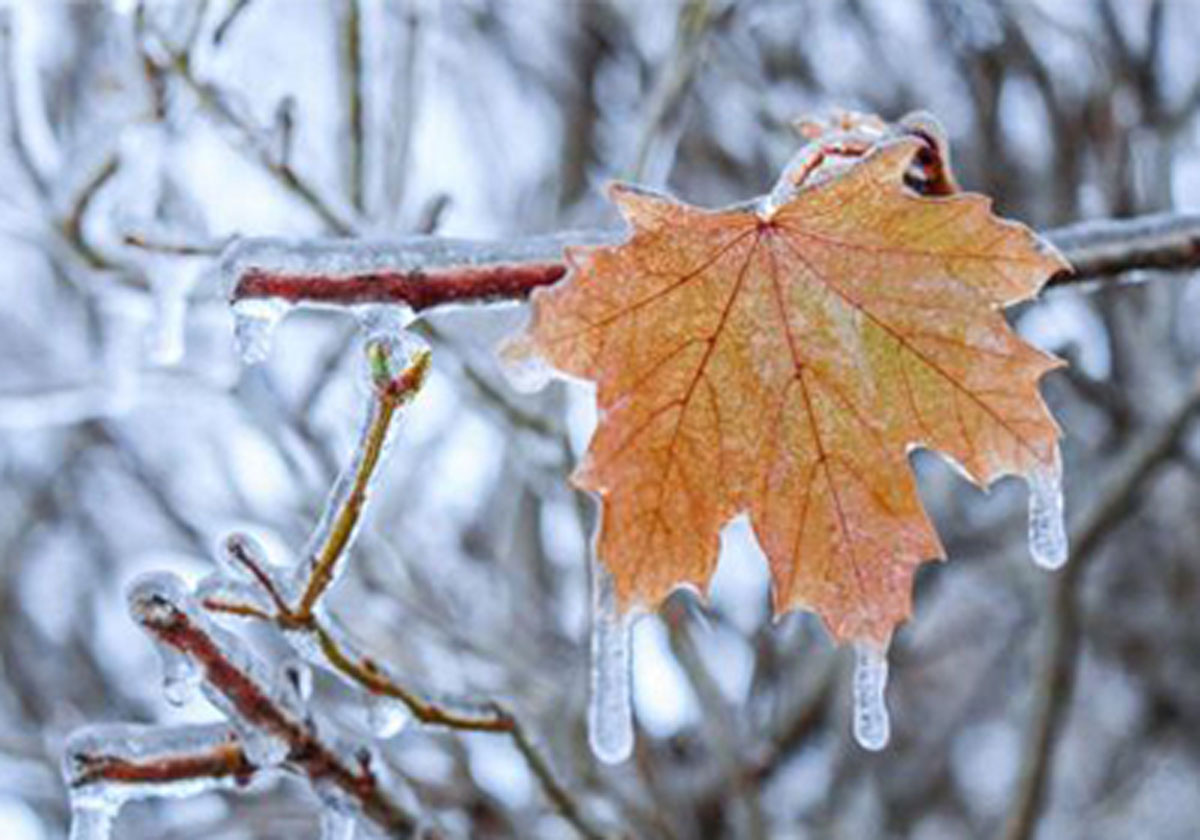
(1043, 212, 1200, 283)
(220, 212, 1200, 317)
(64, 724, 258, 840)
(128, 573, 423, 839)
(294, 331, 431, 619)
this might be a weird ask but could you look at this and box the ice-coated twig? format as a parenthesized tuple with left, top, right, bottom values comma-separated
(64, 722, 258, 837)
(218, 211, 1200, 319)
(293, 336, 431, 620)
(192, 337, 606, 838)
(202, 546, 608, 840)
(127, 572, 423, 838)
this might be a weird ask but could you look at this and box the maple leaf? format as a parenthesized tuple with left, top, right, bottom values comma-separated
(508, 137, 1068, 644)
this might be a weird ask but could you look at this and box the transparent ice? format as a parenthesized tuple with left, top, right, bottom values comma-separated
(64, 723, 249, 840)
(852, 641, 891, 751)
(1027, 446, 1068, 570)
(231, 297, 293, 365)
(158, 644, 200, 707)
(366, 693, 411, 739)
(320, 810, 358, 840)
(68, 805, 115, 840)
(126, 573, 295, 768)
(588, 560, 634, 764)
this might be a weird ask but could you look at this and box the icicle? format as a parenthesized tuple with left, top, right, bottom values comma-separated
(231, 297, 291, 365)
(68, 805, 115, 840)
(851, 641, 891, 751)
(320, 810, 358, 840)
(365, 694, 410, 739)
(159, 645, 200, 707)
(1027, 446, 1068, 570)
(588, 560, 634, 764)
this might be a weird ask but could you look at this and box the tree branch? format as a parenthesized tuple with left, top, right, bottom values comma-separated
(223, 211, 1200, 314)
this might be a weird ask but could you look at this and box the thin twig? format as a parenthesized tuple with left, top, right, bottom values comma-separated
(134, 587, 422, 837)
(293, 348, 430, 619)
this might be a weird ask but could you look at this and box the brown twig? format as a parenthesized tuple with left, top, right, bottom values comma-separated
(202, 343, 607, 839)
(132, 585, 422, 837)
(293, 346, 430, 619)
(69, 730, 256, 789)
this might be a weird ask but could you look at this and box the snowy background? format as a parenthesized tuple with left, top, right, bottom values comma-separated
(3, 0, 1200, 838)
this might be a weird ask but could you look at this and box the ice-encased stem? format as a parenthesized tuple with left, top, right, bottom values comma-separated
(293, 327, 429, 618)
(588, 559, 634, 764)
(852, 641, 891, 751)
(1027, 445, 1068, 570)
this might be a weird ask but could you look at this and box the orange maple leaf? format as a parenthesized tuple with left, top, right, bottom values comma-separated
(509, 137, 1067, 644)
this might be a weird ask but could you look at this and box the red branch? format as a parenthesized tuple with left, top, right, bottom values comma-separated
(234, 261, 567, 311)
(225, 212, 1200, 315)
(72, 739, 256, 788)
(135, 592, 420, 838)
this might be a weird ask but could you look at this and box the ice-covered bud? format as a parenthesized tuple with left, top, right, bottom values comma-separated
(365, 332, 430, 399)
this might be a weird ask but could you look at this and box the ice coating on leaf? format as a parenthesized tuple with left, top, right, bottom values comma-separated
(511, 136, 1068, 645)
(851, 641, 891, 751)
(231, 297, 291, 365)
(1027, 445, 1068, 569)
(588, 560, 634, 764)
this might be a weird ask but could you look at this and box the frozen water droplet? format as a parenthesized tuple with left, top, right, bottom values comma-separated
(499, 352, 554, 394)
(1027, 447, 1068, 570)
(588, 562, 634, 764)
(365, 694, 410, 739)
(852, 641, 890, 751)
(161, 648, 200, 707)
(68, 805, 115, 840)
(231, 298, 291, 365)
(320, 810, 357, 840)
